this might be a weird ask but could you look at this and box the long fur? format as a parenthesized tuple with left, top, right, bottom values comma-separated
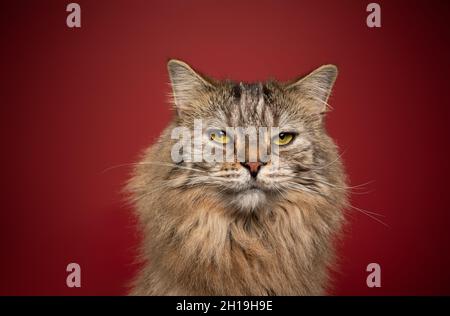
(126, 60, 348, 295)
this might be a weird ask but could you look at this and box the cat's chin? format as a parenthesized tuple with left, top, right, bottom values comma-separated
(230, 188, 267, 211)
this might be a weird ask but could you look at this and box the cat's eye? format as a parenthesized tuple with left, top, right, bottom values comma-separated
(209, 130, 230, 144)
(273, 132, 295, 146)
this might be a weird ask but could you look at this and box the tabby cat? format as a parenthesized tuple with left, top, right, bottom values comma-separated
(127, 59, 348, 295)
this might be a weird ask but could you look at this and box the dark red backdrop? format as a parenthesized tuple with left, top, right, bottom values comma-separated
(1, 0, 449, 295)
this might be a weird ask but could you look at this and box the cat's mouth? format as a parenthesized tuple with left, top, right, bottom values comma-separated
(244, 187, 262, 194)
(221, 178, 275, 203)
(239, 180, 272, 196)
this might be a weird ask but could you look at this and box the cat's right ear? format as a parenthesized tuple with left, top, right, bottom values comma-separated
(167, 59, 213, 117)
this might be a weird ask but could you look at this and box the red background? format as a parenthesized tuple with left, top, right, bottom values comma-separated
(1, 0, 450, 295)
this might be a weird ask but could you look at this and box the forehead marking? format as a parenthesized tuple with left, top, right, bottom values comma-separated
(238, 82, 267, 126)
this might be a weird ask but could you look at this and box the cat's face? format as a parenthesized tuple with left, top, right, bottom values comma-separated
(167, 60, 339, 211)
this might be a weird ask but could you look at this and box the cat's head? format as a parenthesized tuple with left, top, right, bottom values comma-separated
(166, 59, 340, 211)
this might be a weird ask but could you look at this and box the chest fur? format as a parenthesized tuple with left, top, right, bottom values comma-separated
(157, 202, 335, 295)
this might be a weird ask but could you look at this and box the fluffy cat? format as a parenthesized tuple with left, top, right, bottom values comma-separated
(127, 59, 348, 295)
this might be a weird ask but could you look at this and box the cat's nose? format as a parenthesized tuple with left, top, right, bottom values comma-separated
(241, 162, 265, 178)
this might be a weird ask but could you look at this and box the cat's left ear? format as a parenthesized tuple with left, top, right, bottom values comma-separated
(286, 64, 338, 115)
(167, 59, 214, 116)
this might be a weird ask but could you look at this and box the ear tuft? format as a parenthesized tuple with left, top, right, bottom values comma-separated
(167, 59, 212, 116)
(287, 64, 338, 114)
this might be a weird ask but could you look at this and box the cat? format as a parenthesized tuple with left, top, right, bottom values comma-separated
(127, 59, 348, 295)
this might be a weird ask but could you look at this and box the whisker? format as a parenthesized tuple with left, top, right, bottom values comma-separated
(348, 205, 389, 227)
(299, 177, 374, 191)
(283, 181, 324, 197)
(349, 204, 385, 218)
(102, 161, 208, 174)
(308, 149, 347, 171)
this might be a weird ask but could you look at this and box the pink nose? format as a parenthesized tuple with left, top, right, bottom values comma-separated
(241, 162, 263, 178)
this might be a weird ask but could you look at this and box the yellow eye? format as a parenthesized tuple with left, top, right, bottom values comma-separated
(274, 132, 295, 146)
(210, 130, 230, 144)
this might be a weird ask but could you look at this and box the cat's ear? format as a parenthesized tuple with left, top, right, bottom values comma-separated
(286, 64, 338, 115)
(167, 59, 213, 116)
